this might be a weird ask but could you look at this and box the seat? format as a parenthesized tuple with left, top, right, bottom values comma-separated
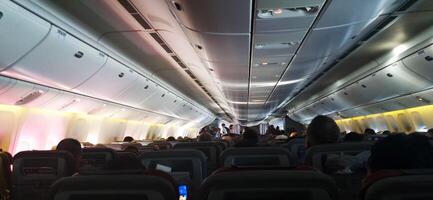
(305, 142, 373, 200)
(286, 138, 306, 164)
(199, 168, 338, 200)
(112, 151, 143, 170)
(364, 169, 433, 200)
(0, 151, 12, 200)
(12, 151, 74, 200)
(174, 142, 221, 173)
(80, 148, 117, 170)
(140, 149, 207, 187)
(49, 171, 178, 200)
(149, 142, 173, 150)
(220, 147, 294, 167)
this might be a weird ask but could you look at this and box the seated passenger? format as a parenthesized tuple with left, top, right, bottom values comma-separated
(364, 128, 376, 136)
(56, 138, 82, 172)
(123, 136, 134, 143)
(197, 129, 212, 142)
(234, 127, 259, 147)
(368, 133, 433, 173)
(343, 132, 365, 142)
(426, 128, 433, 138)
(382, 130, 391, 135)
(305, 115, 340, 148)
(123, 145, 140, 155)
(166, 136, 176, 141)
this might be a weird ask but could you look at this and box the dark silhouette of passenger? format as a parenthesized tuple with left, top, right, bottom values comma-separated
(364, 128, 375, 136)
(426, 128, 433, 138)
(305, 115, 340, 148)
(234, 127, 259, 147)
(166, 136, 176, 141)
(56, 138, 82, 172)
(123, 145, 140, 155)
(344, 132, 365, 142)
(368, 134, 433, 173)
(221, 123, 229, 134)
(198, 128, 212, 141)
(123, 136, 134, 142)
(382, 130, 391, 135)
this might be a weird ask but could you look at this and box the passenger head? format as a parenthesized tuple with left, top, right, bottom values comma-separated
(364, 128, 375, 135)
(426, 128, 433, 138)
(343, 132, 365, 142)
(382, 130, 391, 135)
(305, 115, 340, 148)
(222, 123, 226, 127)
(166, 136, 176, 141)
(123, 136, 134, 142)
(123, 145, 139, 155)
(197, 131, 212, 142)
(56, 138, 82, 171)
(368, 134, 433, 173)
(242, 127, 259, 142)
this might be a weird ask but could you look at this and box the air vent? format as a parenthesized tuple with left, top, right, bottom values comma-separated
(131, 13, 152, 29)
(60, 98, 80, 110)
(178, 62, 188, 69)
(160, 44, 173, 53)
(118, 0, 137, 14)
(150, 33, 164, 44)
(171, 56, 181, 63)
(15, 90, 44, 105)
(397, 0, 418, 11)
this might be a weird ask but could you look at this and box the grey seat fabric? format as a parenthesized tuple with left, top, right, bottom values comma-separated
(81, 148, 117, 170)
(365, 170, 433, 200)
(174, 142, 221, 173)
(0, 152, 12, 200)
(141, 149, 207, 186)
(220, 147, 294, 167)
(304, 142, 373, 170)
(49, 174, 178, 200)
(200, 170, 338, 200)
(12, 151, 74, 200)
(305, 142, 373, 200)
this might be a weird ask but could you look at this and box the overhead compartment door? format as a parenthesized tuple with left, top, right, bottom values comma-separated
(0, 1, 50, 70)
(6, 26, 107, 90)
(73, 58, 138, 100)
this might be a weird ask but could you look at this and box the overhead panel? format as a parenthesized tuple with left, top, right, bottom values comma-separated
(402, 43, 433, 82)
(114, 76, 157, 108)
(249, 0, 325, 122)
(0, 1, 51, 70)
(6, 26, 107, 90)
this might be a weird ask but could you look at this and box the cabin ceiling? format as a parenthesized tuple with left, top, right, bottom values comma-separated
(16, 0, 433, 125)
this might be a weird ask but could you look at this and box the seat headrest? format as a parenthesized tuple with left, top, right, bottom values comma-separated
(220, 147, 295, 167)
(13, 151, 74, 178)
(81, 148, 117, 170)
(50, 172, 178, 200)
(304, 142, 373, 165)
(363, 169, 433, 200)
(200, 169, 337, 200)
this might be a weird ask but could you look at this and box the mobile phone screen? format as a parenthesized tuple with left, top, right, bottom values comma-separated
(179, 185, 187, 200)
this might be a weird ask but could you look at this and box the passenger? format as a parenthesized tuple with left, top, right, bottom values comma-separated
(426, 128, 433, 138)
(166, 136, 176, 141)
(364, 128, 376, 136)
(368, 134, 433, 173)
(198, 128, 212, 141)
(382, 130, 391, 135)
(234, 127, 259, 147)
(305, 115, 340, 148)
(56, 138, 82, 172)
(343, 132, 365, 142)
(123, 136, 134, 143)
(276, 126, 281, 133)
(123, 145, 140, 155)
(177, 136, 184, 141)
(229, 124, 235, 134)
(221, 123, 229, 134)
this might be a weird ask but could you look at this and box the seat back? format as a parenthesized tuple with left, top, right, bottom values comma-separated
(80, 148, 117, 170)
(174, 142, 221, 173)
(200, 169, 338, 200)
(12, 151, 74, 200)
(149, 142, 173, 150)
(49, 173, 178, 200)
(305, 142, 373, 200)
(0, 152, 12, 200)
(220, 147, 294, 167)
(365, 169, 433, 200)
(141, 149, 206, 186)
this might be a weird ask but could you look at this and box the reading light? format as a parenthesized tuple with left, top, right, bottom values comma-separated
(273, 8, 283, 15)
(261, 62, 268, 65)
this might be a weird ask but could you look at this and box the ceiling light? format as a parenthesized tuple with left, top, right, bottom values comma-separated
(257, 6, 320, 19)
(262, 62, 268, 65)
(255, 44, 264, 49)
(273, 8, 283, 15)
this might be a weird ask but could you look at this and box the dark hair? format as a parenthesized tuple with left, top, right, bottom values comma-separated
(427, 128, 433, 134)
(369, 134, 433, 172)
(57, 138, 82, 156)
(123, 136, 134, 142)
(242, 127, 258, 141)
(166, 136, 176, 141)
(344, 132, 364, 142)
(382, 130, 391, 135)
(306, 115, 340, 147)
(364, 128, 376, 135)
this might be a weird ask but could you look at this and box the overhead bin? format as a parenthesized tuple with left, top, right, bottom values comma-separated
(7, 26, 107, 90)
(73, 58, 138, 99)
(0, 80, 34, 105)
(402, 44, 433, 82)
(0, 1, 50, 70)
(167, 0, 251, 33)
(114, 76, 157, 108)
